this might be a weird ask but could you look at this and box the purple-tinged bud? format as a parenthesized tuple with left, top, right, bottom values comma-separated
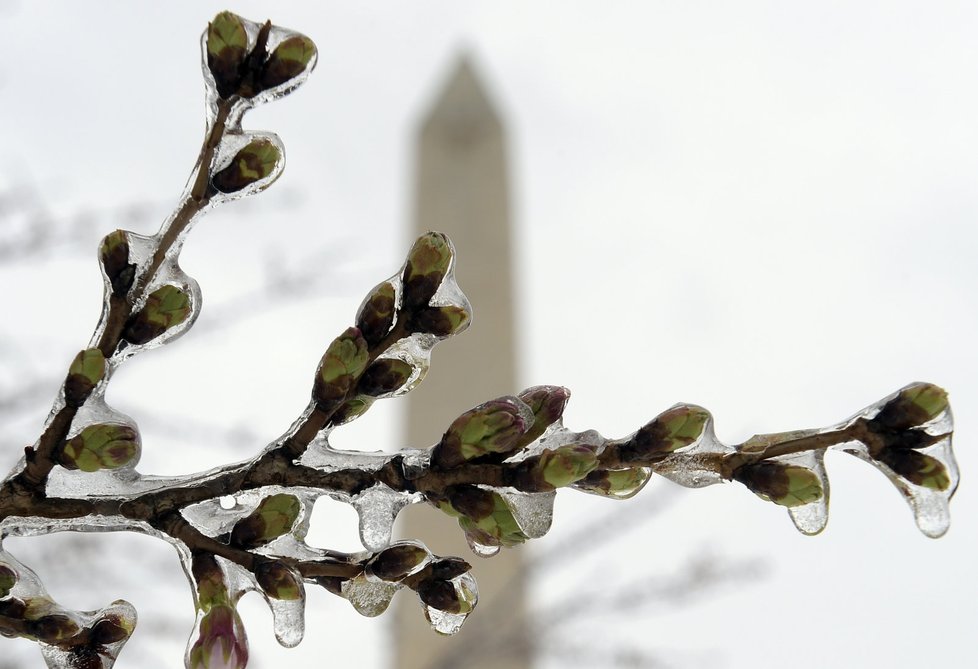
(401, 233, 453, 309)
(189, 605, 249, 669)
(367, 543, 430, 582)
(432, 397, 530, 470)
(255, 561, 303, 601)
(60, 424, 139, 472)
(537, 445, 599, 489)
(516, 386, 570, 446)
(64, 348, 106, 408)
(313, 327, 369, 408)
(357, 358, 414, 397)
(356, 281, 397, 347)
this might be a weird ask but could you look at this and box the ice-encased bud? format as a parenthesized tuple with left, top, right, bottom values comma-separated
(0, 564, 16, 598)
(99, 230, 135, 296)
(188, 605, 249, 669)
(875, 449, 950, 491)
(438, 487, 528, 549)
(519, 445, 599, 491)
(516, 385, 570, 445)
(255, 561, 303, 601)
(260, 35, 317, 90)
(64, 348, 105, 407)
(733, 462, 824, 508)
(230, 494, 301, 549)
(573, 467, 651, 499)
(60, 424, 139, 472)
(432, 397, 531, 470)
(122, 285, 192, 345)
(620, 405, 710, 462)
(401, 232, 453, 309)
(872, 383, 949, 432)
(356, 281, 396, 346)
(211, 139, 282, 194)
(419, 572, 478, 635)
(357, 358, 414, 397)
(206, 12, 249, 99)
(409, 305, 470, 337)
(313, 327, 369, 407)
(367, 542, 431, 582)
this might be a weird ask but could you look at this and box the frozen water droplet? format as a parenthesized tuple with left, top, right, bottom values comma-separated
(268, 595, 305, 648)
(353, 484, 420, 551)
(341, 574, 398, 617)
(498, 489, 555, 539)
(783, 451, 830, 536)
(219, 496, 236, 510)
(464, 535, 500, 558)
(421, 572, 477, 635)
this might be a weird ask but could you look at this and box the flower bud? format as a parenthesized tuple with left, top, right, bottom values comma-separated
(64, 348, 105, 407)
(99, 230, 135, 296)
(230, 494, 301, 549)
(26, 614, 80, 643)
(537, 445, 599, 489)
(516, 385, 570, 445)
(206, 12, 249, 99)
(733, 462, 823, 507)
(313, 327, 370, 407)
(260, 35, 317, 90)
(872, 383, 949, 432)
(401, 232, 453, 309)
(212, 139, 282, 193)
(620, 405, 710, 463)
(189, 605, 249, 669)
(356, 281, 396, 347)
(367, 543, 430, 581)
(60, 424, 139, 472)
(876, 449, 950, 491)
(357, 358, 413, 397)
(427, 557, 471, 581)
(330, 396, 374, 426)
(417, 579, 460, 613)
(573, 467, 650, 499)
(439, 488, 527, 548)
(255, 561, 303, 601)
(0, 565, 16, 599)
(123, 285, 192, 345)
(410, 305, 470, 337)
(432, 397, 529, 470)
(91, 615, 135, 645)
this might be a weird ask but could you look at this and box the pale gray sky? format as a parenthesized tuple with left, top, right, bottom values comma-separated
(0, 2, 975, 668)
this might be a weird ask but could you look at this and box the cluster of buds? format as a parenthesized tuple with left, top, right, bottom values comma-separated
(189, 557, 248, 669)
(863, 383, 951, 491)
(311, 232, 471, 424)
(364, 543, 477, 618)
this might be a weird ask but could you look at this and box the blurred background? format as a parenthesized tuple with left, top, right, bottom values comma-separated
(0, 1, 976, 668)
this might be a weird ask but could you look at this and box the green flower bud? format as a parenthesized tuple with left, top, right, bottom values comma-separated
(410, 305, 470, 337)
(357, 358, 414, 397)
(368, 543, 430, 581)
(441, 488, 527, 548)
(516, 385, 570, 445)
(432, 397, 529, 470)
(207, 12, 249, 99)
(313, 327, 370, 407)
(573, 467, 651, 499)
(330, 396, 374, 425)
(873, 383, 949, 432)
(0, 565, 16, 599)
(99, 229, 135, 296)
(123, 285, 192, 345)
(255, 561, 303, 601)
(538, 445, 599, 489)
(64, 348, 105, 407)
(61, 424, 139, 472)
(621, 405, 710, 463)
(733, 462, 824, 507)
(260, 35, 317, 90)
(877, 448, 951, 491)
(356, 281, 397, 346)
(230, 494, 301, 549)
(401, 232, 453, 309)
(192, 556, 229, 611)
(212, 139, 282, 194)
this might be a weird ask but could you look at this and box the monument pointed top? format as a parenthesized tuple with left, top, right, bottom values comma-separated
(421, 54, 503, 141)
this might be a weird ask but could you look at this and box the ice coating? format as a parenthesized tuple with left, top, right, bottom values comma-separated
(421, 573, 478, 635)
(498, 489, 555, 539)
(653, 412, 731, 488)
(341, 573, 398, 617)
(464, 535, 501, 558)
(352, 484, 422, 551)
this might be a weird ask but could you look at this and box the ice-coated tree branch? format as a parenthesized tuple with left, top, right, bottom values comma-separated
(0, 12, 959, 669)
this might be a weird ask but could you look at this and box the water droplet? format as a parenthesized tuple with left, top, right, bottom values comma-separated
(352, 484, 420, 551)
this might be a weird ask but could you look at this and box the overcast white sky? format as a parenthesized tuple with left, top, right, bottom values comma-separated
(0, 2, 976, 668)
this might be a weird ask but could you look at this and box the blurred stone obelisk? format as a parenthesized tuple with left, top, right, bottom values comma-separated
(393, 57, 529, 669)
